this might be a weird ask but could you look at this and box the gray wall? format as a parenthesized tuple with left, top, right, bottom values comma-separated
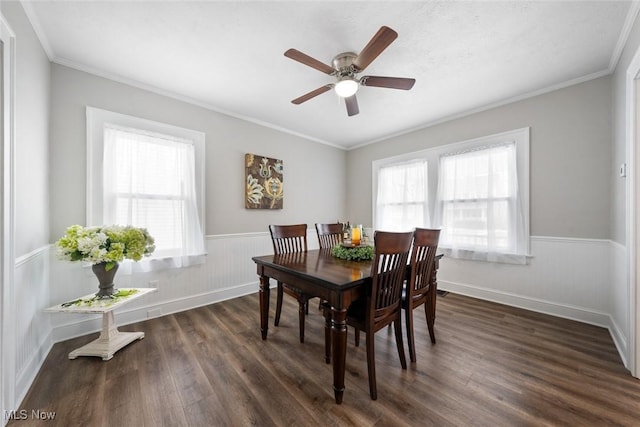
(3, 1, 50, 257)
(346, 76, 612, 240)
(49, 64, 347, 240)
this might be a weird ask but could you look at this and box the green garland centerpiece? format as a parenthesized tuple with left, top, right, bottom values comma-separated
(331, 244, 374, 261)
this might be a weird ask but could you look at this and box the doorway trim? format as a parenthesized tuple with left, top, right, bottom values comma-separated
(626, 42, 640, 378)
(0, 11, 15, 417)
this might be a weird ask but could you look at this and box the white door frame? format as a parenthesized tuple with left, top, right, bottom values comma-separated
(0, 11, 15, 418)
(626, 44, 640, 378)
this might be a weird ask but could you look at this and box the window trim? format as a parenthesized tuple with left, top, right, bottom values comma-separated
(86, 107, 206, 264)
(372, 127, 530, 262)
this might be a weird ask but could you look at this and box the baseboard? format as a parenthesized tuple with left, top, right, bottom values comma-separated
(439, 279, 611, 328)
(608, 315, 629, 367)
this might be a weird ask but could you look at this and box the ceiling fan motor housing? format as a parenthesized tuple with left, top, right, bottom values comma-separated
(332, 52, 359, 78)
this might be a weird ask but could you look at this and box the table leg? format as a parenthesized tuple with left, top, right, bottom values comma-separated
(331, 306, 348, 404)
(68, 311, 144, 361)
(259, 275, 270, 340)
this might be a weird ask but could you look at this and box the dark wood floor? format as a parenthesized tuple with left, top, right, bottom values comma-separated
(10, 291, 640, 426)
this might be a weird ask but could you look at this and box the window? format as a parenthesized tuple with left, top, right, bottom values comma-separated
(435, 142, 527, 263)
(373, 128, 529, 264)
(375, 160, 429, 232)
(87, 107, 206, 271)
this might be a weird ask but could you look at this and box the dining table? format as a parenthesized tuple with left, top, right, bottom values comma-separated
(252, 248, 442, 404)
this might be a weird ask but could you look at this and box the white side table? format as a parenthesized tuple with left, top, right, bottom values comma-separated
(45, 288, 156, 361)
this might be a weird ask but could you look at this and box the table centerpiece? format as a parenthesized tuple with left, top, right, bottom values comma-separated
(331, 243, 374, 261)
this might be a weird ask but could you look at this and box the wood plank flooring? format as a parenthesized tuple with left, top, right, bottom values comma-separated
(9, 292, 640, 426)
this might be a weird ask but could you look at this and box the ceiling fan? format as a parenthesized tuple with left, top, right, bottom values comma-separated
(284, 26, 416, 117)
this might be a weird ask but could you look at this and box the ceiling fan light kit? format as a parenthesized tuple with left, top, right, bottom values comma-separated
(335, 78, 359, 97)
(284, 26, 416, 117)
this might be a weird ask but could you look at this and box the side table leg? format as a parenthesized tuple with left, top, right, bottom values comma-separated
(68, 311, 144, 361)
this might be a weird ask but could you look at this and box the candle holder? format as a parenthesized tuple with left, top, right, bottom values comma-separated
(351, 224, 363, 246)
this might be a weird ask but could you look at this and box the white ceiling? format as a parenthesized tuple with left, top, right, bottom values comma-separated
(21, 0, 636, 150)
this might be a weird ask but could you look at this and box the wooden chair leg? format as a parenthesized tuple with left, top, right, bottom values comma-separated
(322, 303, 331, 363)
(425, 299, 436, 344)
(406, 304, 417, 363)
(298, 297, 307, 343)
(394, 319, 407, 369)
(365, 330, 377, 400)
(274, 282, 284, 326)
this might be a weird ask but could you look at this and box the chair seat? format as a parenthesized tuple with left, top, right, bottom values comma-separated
(401, 285, 430, 309)
(346, 298, 367, 329)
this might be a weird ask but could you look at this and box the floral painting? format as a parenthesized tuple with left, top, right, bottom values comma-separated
(245, 153, 283, 209)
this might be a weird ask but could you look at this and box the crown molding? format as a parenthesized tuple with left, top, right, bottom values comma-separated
(19, 0, 54, 60)
(609, 1, 640, 72)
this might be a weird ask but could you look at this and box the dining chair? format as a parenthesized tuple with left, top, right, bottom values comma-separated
(403, 228, 441, 362)
(315, 223, 344, 249)
(315, 222, 344, 353)
(269, 224, 312, 343)
(347, 230, 413, 400)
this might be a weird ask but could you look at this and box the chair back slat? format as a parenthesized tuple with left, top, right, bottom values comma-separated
(315, 223, 344, 249)
(408, 228, 440, 301)
(370, 231, 413, 319)
(269, 224, 308, 255)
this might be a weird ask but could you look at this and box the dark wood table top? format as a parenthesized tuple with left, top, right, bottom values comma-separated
(252, 248, 373, 291)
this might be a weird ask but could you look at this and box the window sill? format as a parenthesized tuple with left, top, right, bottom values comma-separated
(439, 247, 530, 265)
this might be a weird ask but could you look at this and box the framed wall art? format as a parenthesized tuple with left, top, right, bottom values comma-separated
(245, 153, 283, 209)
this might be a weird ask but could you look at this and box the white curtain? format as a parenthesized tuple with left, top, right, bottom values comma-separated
(104, 124, 205, 272)
(376, 160, 429, 231)
(434, 143, 526, 264)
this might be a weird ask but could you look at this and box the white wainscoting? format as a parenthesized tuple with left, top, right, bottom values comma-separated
(438, 236, 628, 366)
(13, 246, 52, 410)
(11, 232, 631, 412)
(47, 232, 277, 342)
(47, 230, 321, 343)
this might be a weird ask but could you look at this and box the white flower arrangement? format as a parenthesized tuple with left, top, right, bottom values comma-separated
(56, 224, 155, 270)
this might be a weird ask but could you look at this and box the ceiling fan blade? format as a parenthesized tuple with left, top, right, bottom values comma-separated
(360, 76, 416, 90)
(291, 85, 333, 105)
(345, 95, 359, 116)
(353, 26, 398, 72)
(284, 49, 335, 75)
